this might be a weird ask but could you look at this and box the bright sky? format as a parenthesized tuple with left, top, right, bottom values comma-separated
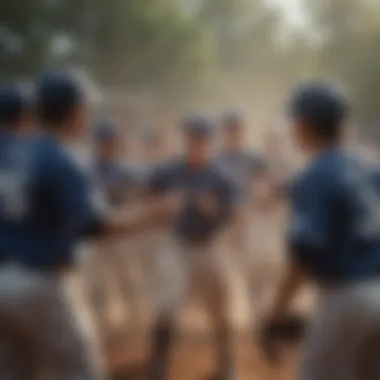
(267, 0, 307, 28)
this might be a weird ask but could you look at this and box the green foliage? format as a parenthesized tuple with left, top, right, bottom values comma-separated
(2, 0, 380, 123)
(0, 0, 212, 91)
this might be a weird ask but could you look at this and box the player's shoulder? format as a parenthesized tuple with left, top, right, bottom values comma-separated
(0, 133, 41, 171)
(293, 149, 354, 196)
(35, 135, 89, 179)
(33, 133, 67, 162)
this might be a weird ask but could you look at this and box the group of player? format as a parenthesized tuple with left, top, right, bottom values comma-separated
(0, 71, 286, 380)
(1, 70, 380, 380)
(85, 103, 286, 380)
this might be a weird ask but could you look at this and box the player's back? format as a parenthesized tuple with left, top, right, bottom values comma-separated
(0, 132, 89, 269)
(291, 148, 380, 283)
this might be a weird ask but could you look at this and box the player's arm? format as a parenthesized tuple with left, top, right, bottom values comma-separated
(101, 162, 182, 237)
(95, 194, 178, 238)
(45, 151, 177, 239)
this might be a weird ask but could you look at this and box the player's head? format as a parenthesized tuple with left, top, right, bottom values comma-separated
(221, 110, 245, 149)
(35, 71, 87, 138)
(0, 84, 33, 131)
(289, 83, 349, 153)
(93, 120, 120, 161)
(182, 115, 214, 166)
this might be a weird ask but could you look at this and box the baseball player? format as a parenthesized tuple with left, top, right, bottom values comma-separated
(264, 83, 380, 380)
(215, 111, 269, 315)
(146, 115, 241, 380)
(92, 121, 142, 206)
(88, 120, 145, 331)
(215, 111, 266, 195)
(0, 74, 177, 379)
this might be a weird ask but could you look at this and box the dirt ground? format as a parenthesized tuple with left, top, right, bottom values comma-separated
(106, 332, 299, 380)
(103, 302, 302, 380)
(90, 253, 314, 380)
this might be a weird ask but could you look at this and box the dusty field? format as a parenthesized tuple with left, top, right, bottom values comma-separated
(86, 246, 314, 380)
(103, 305, 302, 380)
(106, 331, 299, 380)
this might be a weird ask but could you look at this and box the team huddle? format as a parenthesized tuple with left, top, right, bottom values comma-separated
(0, 71, 380, 380)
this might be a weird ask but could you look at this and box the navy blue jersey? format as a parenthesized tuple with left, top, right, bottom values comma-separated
(289, 149, 380, 283)
(148, 159, 240, 243)
(0, 133, 98, 269)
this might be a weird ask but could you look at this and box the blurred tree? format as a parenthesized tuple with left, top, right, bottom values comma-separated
(4, 0, 380, 125)
(303, 0, 380, 125)
(0, 0, 57, 78)
(193, 0, 299, 118)
(0, 0, 212, 99)
(88, 0, 213, 95)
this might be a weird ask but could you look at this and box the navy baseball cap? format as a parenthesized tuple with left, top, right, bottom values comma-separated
(182, 115, 214, 138)
(35, 71, 84, 125)
(289, 83, 349, 134)
(0, 84, 32, 126)
(93, 120, 119, 141)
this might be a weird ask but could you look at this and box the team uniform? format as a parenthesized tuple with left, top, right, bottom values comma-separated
(0, 132, 104, 379)
(148, 159, 240, 319)
(290, 149, 380, 380)
(144, 116, 242, 380)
